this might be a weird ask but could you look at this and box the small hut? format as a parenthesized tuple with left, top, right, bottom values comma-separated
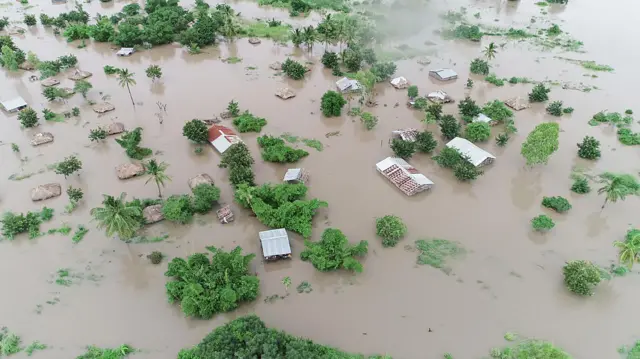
(41, 78, 60, 87)
(117, 48, 135, 57)
(116, 163, 145, 180)
(31, 132, 54, 146)
(428, 68, 458, 81)
(217, 205, 234, 224)
(31, 183, 62, 201)
(283, 168, 309, 184)
(390, 76, 409, 89)
(92, 102, 115, 114)
(142, 204, 164, 224)
(208, 125, 242, 154)
(275, 88, 296, 100)
(188, 173, 214, 190)
(1, 97, 27, 113)
(446, 137, 495, 167)
(69, 70, 92, 81)
(258, 228, 292, 261)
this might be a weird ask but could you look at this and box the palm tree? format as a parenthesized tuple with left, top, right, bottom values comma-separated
(483, 42, 498, 60)
(117, 69, 136, 107)
(302, 26, 316, 52)
(144, 159, 171, 197)
(614, 232, 640, 268)
(597, 172, 640, 209)
(291, 28, 303, 47)
(91, 193, 142, 240)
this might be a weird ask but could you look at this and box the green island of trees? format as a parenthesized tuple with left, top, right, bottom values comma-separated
(300, 228, 368, 272)
(165, 247, 260, 319)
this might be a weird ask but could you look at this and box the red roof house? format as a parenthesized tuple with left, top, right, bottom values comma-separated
(208, 125, 242, 154)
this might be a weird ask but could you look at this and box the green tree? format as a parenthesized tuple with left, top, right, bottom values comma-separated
(227, 100, 240, 117)
(481, 100, 513, 124)
(257, 135, 308, 163)
(281, 58, 306, 80)
(63, 24, 91, 41)
(233, 111, 267, 133)
(42, 87, 68, 102)
(145, 65, 162, 81)
(483, 42, 498, 60)
(54, 155, 82, 178)
(162, 195, 194, 224)
(67, 186, 83, 203)
(414, 131, 437, 153)
(376, 215, 407, 247)
(577, 136, 600, 160)
(300, 228, 368, 272)
(354, 69, 377, 105)
(24, 14, 37, 26)
(90, 193, 142, 239)
(165, 247, 259, 318)
(18, 107, 39, 128)
(192, 184, 221, 214)
(541, 196, 572, 213)
(115, 127, 152, 160)
(89, 17, 116, 42)
(520, 122, 559, 165)
(219, 143, 255, 187)
(113, 21, 144, 47)
(117, 68, 136, 107)
(546, 101, 563, 116)
(529, 83, 550, 102)
(182, 119, 209, 143)
(320, 90, 346, 117)
(390, 138, 416, 159)
(469, 58, 489, 75)
(458, 97, 481, 122)
(144, 159, 171, 197)
(614, 230, 640, 269)
(571, 177, 590, 194)
(563, 260, 601, 296)
(407, 85, 418, 99)
(73, 79, 92, 98)
(1, 45, 19, 71)
(302, 25, 315, 51)
(290, 28, 303, 47)
(465, 122, 491, 142)
(321, 51, 338, 69)
(89, 128, 108, 142)
(440, 115, 461, 140)
(597, 172, 640, 209)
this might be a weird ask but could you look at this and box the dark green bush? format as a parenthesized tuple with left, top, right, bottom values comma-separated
(192, 184, 221, 214)
(320, 90, 346, 117)
(577, 136, 600, 159)
(233, 111, 267, 133)
(376, 215, 407, 247)
(162, 195, 194, 224)
(542, 196, 572, 213)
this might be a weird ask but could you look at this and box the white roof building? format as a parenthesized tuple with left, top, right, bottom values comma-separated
(116, 48, 135, 56)
(258, 228, 292, 260)
(473, 113, 496, 125)
(446, 137, 496, 167)
(336, 77, 362, 93)
(376, 157, 433, 196)
(208, 125, 242, 154)
(429, 68, 458, 81)
(390, 76, 409, 89)
(283, 168, 309, 184)
(0, 97, 27, 112)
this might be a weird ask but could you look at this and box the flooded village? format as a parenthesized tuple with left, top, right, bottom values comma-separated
(1, 0, 640, 357)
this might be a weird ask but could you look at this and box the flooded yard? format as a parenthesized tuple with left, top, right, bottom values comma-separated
(1, 0, 639, 357)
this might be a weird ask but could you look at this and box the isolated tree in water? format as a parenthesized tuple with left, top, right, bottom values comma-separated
(91, 193, 142, 240)
(144, 159, 171, 197)
(483, 42, 498, 60)
(117, 68, 136, 107)
(597, 172, 640, 209)
(145, 65, 162, 81)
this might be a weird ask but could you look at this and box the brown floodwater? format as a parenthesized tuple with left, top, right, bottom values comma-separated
(1, 0, 640, 357)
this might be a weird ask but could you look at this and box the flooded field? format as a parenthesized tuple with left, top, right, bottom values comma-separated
(1, 0, 640, 357)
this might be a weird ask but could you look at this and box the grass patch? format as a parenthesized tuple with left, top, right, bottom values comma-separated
(588, 111, 633, 127)
(241, 21, 291, 43)
(55, 268, 72, 286)
(414, 239, 464, 271)
(555, 56, 612, 71)
(535, 1, 549, 5)
(280, 133, 300, 143)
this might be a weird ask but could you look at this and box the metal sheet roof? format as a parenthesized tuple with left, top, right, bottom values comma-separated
(473, 113, 493, 123)
(259, 229, 291, 257)
(1, 97, 27, 112)
(283, 168, 302, 181)
(446, 137, 495, 167)
(429, 68, 458, 80)
(117, 48, 135, 55)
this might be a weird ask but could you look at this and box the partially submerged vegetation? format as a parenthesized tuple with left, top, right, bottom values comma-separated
(414, 239, 464, 271)
(301, 228, 368, 272)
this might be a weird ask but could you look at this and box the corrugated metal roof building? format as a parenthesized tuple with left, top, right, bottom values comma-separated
(446, 137, 496, 167)
(1, 97, 27, 113)
(258, 228, 292, 261)
(428, 68, 458, 81)
(376, 157, 433, 196)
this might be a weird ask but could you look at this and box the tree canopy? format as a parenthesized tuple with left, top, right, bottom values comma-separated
(165, 246, 259, 319)
(520, 122, 559, 165)
(301, 228, 368, 272)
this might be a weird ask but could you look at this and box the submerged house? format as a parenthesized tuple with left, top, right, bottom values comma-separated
(283, 168, 309, 184)
(390, 76, 409, 89)
(258, 229, 292, 261)
(473, 113, 498, 126)
(208, 124, 242, 154)
(426, 91, 454, 104)
(336, 77, 362, 93)
(428, 69, 458, 81)
(391, 128, 419, 142)
(446, 137, 496, 167)
(376, 157, 433, 196)
(116, 48, 135, 57)
(0, 97, 27, 113)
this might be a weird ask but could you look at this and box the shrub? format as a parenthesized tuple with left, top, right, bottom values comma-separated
(162, 195, 194, 224)
(1, 208, 53, 240)
(219, 143, 255, 187)
(484, 73, 504, 86)
(227, 100, 240, 117)
(54, 155, 82, 178)
(233, 111, 267, 133)
(342, 46, 363, 72)
(360, 112, 378, 130)
(103, 65, 119, 75)
(481, 100, 512, 123)
(71, 107, 80, 116)
(470, 58, 489, 75)
(74, 79, 92, 98)
(18, 107, 38, 128)
(496, 133, 509, 146)
(571, 177, 590, 194)
(390, 138, 416, 159)
(521, 122, 559, 165)
(529, 83, 550, 102)
(24, 14, 36, 26)
(407, 85, 418, 99)
(465, 122, 491, 142)
(439, 115, 461, 140)
(542, 196, 572, 213)
(577, 136, 600, 159)
(320, 51, 338, 69)
(617, 128, 640, 146)
(563, 107, 574, 114)
(165, 247, 260, 318)
(320, 90, 346, 117)
(447, 24, 483, 41)
(563, 260, 601, 296)
(625, 109, 633, 115)
(191, 184, 221, 214)
(531, 214, 554, 231)
(89, 128, 108, 142)
(257, 135, 308, 163)
(281, 58, 306, 80)
(301, 228, 368, 272)
(415, 131, 437, 153)
(40, 14, 54, 26)
(148, 251, 164, 264)
(182, 119, 209, 143)
(376, 215, 407, 247)
(546, 101, 563, 116)
(458, 97, 481, 121)
(453, 161, 482, 181)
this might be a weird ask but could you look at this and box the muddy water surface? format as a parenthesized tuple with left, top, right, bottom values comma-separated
(1, 0, 640, 358)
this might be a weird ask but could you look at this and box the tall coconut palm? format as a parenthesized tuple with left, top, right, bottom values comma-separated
(614, 232, 640, 268)
(597, 172, 640, 209)
(483, 42, 498, 60)
(144, 159, 171, 197)
(302, 26, 316, 52)
(91, 193, 142, 240)
(117, 68, 136, 107)
(291, 28, 303, 47)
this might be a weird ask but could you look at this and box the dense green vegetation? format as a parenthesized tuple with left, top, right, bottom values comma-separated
(571, 177, 591, 194)
(563, 260, 602, 296)
(376, 215, 407, 247)
(390, 138, 416, 159)
(301, 228, 368, 272)
(165, 247, 260, 318)
(91, 193, 145, 240)
(162, 195, 194, 224)
(529, 83, 551, 102)
(282, 58, 307, 79)
(182, 119, 209, 144)
(531, 215, 555, 231)
(177, 315, 389, 358)
(577, 136, 601, 159)
(521, 122, 559, 165)
(18, 107, 39, 128)
(433, 147, 483, 181)
(542, 196, 572, 213)
(257, 135, 309, 163)
(439, 115, 461, 140)
(76, 344, 134, 359)
(115, 127, 153, 160)
(465, 122, 491, 142)
(488, 339, 571, 358)
(320, 90, 347, 117)
(233, 111, 268, 132)
(1, 207, 54, 240)
(54, 155, 82, 178)
(597, 172, 640, 209)
(470, 58, 490, 75)
(614, 229, 640, 269)
(458, 97, 481, 123)
(219, 143, 255, 187)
